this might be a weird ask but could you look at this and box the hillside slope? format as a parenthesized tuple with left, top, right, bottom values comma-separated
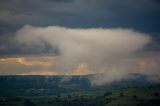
(0, 87, 160, 106)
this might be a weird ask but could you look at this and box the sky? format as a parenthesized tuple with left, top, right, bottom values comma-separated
(0, 0, 160, 84)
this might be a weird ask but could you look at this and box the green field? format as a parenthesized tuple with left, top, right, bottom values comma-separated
(0, 87, 160, 106)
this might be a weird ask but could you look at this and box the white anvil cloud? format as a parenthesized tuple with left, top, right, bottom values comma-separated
(14, 25, 151, 84)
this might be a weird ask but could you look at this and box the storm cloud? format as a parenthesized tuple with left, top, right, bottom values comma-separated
(14, 25, 151, 84)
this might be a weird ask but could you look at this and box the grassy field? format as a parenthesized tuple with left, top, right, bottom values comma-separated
(0, 87, 160, 106)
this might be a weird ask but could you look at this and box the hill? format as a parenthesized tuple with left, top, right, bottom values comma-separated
(0, 87, 160, 106)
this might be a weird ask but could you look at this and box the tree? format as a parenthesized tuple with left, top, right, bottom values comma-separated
(104, 92, 112, 97)
(133, 95, 137, 100)
(120, 93, 124, 97)
(24, 99, 35, 106)
(153, 92, 159, 97)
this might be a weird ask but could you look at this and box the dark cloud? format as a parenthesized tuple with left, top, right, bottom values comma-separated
(45, 0, 74, 2)
(153, 0, 160, 3)
(0, 0, 159, 30)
